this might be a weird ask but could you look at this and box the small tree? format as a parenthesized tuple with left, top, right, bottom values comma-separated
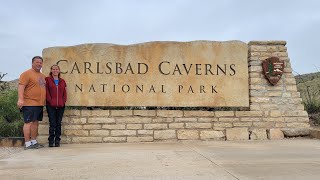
(0, 72, 9, 91)
(0, 72, 7, 80)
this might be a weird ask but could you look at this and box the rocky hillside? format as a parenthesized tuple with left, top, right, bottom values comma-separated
(1, 79, 18, 90)
(7, 79, 19, 90)
(295, 72, 320, 126)
(295, 72, 320, 102)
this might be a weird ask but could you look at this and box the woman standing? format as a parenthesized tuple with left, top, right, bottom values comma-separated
(45, 65, 67, 147)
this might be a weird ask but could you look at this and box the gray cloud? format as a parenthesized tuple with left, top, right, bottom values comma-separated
(0, 0, 319, 80)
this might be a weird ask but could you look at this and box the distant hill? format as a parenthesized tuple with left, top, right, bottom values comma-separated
(7, 79, 19, 90)
(295, 72, 320, 102)
(0, 79, 19, 90)
(295, 72, 320, 84)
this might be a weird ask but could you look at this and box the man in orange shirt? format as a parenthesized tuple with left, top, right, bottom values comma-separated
(17, 56, 46, 149)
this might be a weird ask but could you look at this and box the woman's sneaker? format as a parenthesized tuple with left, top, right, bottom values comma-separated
(24, 144, 36, 150)
(32, 143, 44, 149)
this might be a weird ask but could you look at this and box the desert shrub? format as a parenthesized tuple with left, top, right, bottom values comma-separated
(304, 100, 320, 114)
(0, 117, 23, 137)
(295, 72, 320, 126)
(310, 113, 320, 126)
(0, 90, 23, 137)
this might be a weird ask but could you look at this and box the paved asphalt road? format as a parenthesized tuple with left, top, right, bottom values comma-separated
(1, 139, 320, 180)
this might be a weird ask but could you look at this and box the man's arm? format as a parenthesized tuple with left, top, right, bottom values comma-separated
(17, 84, 25, 109)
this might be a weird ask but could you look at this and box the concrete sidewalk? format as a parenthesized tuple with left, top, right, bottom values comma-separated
(1, 139, 320, 180)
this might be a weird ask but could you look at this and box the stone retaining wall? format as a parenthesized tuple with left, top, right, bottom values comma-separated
(0, 137, 24, 147)
(38, 41, 310, 143)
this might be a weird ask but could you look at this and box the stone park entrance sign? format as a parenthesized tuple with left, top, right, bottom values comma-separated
(42, 41, 249, 107)
(38, 41, 311, 143)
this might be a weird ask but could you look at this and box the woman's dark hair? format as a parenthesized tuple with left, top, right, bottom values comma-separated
(49, 64, 61, 78)
(32, 56, 43, 63)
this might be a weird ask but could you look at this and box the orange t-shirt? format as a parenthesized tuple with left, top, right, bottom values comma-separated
(19, 69, 46, 106)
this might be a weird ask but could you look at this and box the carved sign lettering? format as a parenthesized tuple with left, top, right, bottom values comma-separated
(42, 41, 249, 107)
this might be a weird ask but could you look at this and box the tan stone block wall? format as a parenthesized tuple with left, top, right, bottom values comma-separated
(37, 41, 310, 144)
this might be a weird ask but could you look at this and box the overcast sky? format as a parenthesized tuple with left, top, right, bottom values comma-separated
(0, 0, 319, 81)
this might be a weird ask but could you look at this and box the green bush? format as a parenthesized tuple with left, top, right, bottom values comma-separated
(303, 99, 320, 126)
(0, 117, 23, 137)
(310, 113, 320, 126)
(304, 100, 320, 114)
(0, 90, 23, 137)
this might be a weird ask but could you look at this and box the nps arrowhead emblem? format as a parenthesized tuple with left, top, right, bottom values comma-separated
(262, 57, 285, 85)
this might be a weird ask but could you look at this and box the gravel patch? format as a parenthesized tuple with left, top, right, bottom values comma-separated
(0, 147, 24, 159)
